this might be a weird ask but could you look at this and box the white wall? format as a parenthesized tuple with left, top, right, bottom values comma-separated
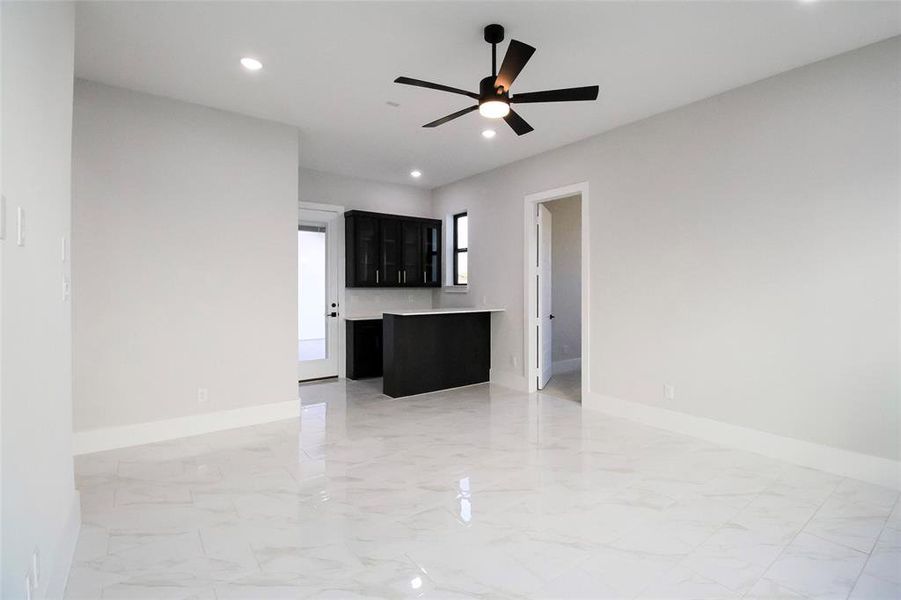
(546, 195, 581, 368)
(299, 167, 435, 318)
(1, 3, 80, 598)
(72, 80, 299, 432)
(433, 38, 900, 461)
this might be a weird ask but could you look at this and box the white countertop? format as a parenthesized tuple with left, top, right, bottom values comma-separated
(344, 308, 505, 320)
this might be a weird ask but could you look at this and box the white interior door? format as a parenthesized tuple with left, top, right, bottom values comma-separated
(537, 204, 553, 389)
(298, 208, 339, 380)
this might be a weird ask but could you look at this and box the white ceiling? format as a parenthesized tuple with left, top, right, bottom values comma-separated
(75, 1, 900, 188)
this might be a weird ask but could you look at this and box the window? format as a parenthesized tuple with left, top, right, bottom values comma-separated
(453, 212, 468, 285)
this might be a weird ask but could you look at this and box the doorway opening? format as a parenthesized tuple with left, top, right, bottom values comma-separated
(524, 183, 590, 403)
(298, 204, 344, 382)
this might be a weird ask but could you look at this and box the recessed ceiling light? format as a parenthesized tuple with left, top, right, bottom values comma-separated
(410, 170, 422, 178)
(481, 129, 496, 139)
(240, 57, 263, 71)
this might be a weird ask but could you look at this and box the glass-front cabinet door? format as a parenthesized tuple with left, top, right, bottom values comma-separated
(422, 221, 441, 286)
(379, 218, 401, 285)
(401, 220, 424, 286)
(351, 214, 379, 286)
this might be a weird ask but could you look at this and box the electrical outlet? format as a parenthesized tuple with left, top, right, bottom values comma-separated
(32, 549, 40, 589)
(197, 387, 209, 404)
(664, 384, 676, 401)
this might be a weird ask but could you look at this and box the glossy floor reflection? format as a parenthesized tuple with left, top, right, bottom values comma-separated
(541, 369, 582, 403)
(67, 379, 900, 599)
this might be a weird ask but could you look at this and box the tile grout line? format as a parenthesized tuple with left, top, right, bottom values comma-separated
(843, 492, 901, 599)
(743, 475, 844, 599)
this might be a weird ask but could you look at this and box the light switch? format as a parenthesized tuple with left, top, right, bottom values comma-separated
(17, 206, 25, 246)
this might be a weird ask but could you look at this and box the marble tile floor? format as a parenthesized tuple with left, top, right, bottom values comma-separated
(66, 378, 900, 599)
(541, 369, 582, 404)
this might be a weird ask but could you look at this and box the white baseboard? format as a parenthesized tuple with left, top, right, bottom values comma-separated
(73, 400, 300, 455)
(552, 358, 581, 374)
(490, 368, 529, 392)
(585, 392, 901, 490)
(44, 491, 81, 600)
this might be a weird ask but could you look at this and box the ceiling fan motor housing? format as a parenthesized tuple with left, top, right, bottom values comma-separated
(479, 76, 509, 103)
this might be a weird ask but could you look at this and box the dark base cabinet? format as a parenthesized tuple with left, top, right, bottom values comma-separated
(346, 320, 383, 379)
(382, 313, 490, 398)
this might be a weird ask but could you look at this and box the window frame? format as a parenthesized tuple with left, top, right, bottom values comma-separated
(452, 211, 468, 286)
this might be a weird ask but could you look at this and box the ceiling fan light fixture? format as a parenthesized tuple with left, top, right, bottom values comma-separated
(479, 100, 510, 119)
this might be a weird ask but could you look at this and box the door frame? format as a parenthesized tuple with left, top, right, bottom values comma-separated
(299, 201, 346, 379)
(523, 182, 590, 398)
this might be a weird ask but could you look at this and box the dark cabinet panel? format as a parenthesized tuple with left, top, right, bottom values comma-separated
(379, 219, 402, 286)
(346, 213, 379, 287)
(346, 319, 383, 379)
(422, 221, 441, 286)
(401, 220, 424, 286)
(345, 210, 442, 288)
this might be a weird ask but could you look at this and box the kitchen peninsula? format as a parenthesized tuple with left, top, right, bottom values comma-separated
(345, 308, 504, 397)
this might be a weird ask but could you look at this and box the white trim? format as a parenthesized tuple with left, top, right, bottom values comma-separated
(442, 285, 469, 294)
(44, 491, 81, 600)
(489, 368, 530, 392)
(585, 392, 901, 490)
(523, 182, 590, 399)
(552, 358, 581, 374)
(73, 400, 300, 455)
(299, 201, 346, 378)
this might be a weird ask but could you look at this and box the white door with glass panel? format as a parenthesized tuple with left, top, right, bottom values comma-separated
(537, 204, 553, 389)
(298, 209, 340, 380)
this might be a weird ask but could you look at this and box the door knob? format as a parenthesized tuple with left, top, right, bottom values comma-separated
(327, 312, 338, 318)
(549, 314, 555, 319)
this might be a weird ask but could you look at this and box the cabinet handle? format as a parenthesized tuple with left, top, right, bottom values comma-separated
(376, 269, 379, 284)
(423, 270, 426, 282)
(403, 270, 407, 283)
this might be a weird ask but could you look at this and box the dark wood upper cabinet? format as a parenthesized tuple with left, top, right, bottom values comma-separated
(345, 212, 379, 286)
(379, 218, 402, 286)
(345, 210, 442, 288)
(401, 219, 424, 286)
(422, 220, 441, 286)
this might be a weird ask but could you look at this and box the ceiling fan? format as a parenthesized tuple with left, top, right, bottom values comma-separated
(394, 24, 599, 136)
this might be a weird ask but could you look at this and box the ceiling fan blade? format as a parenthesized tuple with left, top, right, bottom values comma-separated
(423, 105, 479, 128)
(503, 109, 534, 136)
(394, 76, 479, 100)
(512, 86, 599, 104)
(494, 40, 536, 93)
